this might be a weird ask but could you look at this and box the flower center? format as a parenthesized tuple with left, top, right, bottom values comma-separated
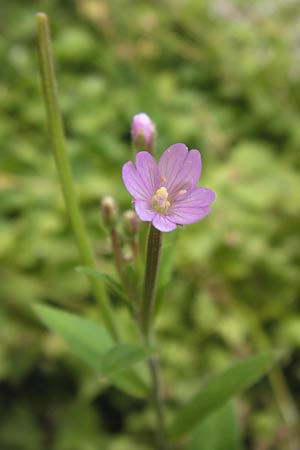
(152, 187, 170, 214)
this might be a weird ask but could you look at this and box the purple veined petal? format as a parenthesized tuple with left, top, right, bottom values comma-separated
(169, 187, 216, 225)
(122, 161, 150, 200)
(135, 151, 160, 196)
(158, 145, 202, 196)
(158, 143, 188, 189)
(152, 213, 177, 232)
(168, 149, 202, 197)
(169, 205, 211, 225)
(134, 199, 155, 221)
(175, 186, 216, 204)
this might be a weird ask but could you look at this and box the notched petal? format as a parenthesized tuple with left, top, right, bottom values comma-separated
(168, 149, 202, 196)
(158, 144, 202, 197)
(158, 143, 188, 189)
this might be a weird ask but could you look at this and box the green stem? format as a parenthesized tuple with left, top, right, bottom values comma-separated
(148, 355, 168, 450)
(140, 224, 168, 448)
(141, 225, 162, 338)
(36, 12, 119, 341)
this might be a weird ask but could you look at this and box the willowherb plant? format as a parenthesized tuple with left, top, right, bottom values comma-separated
(35, 12, 278, 450)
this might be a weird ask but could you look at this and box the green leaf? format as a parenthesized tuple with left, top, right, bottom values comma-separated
(169, 352, 275, 439)
(33, 304, 149, 397)
(100, 344, 154, 379)
(34, 304, 113, 370)
(188, 401, 242, 450)
(112, 369, 149, 398)
(76, 266, 126, 302)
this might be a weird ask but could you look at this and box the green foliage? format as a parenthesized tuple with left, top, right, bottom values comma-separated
(170, 352, 275, 438)
(76, 266, 130, 307)
(188, 402, 242, 450)
(34, 304, 150, 396)
(34, 304, 113, 367)
(1, 0, 300, 448)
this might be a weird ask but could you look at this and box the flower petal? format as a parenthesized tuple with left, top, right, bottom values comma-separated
(134, 200, 155, 221)
(135, 151, 160, 196)
(122, 152, 159, 201)
(158, 145, 202, 196)
(152, 214, 177, 232)
(169, 187, 216, 225)
(122, 162, 148, 200)
(158, 143, 188, 190)
(169, 149, 202, 197)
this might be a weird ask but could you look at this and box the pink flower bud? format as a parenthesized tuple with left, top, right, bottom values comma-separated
(131, 113, 156, 154)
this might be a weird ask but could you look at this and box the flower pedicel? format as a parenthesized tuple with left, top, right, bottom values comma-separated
(122, 143, 216, 232)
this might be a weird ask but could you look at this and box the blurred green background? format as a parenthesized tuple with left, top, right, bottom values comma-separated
(1, 0, 300, 449)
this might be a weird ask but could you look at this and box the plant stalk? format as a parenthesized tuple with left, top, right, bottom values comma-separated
(148, 354, 168, 450)
(36, 12, 119, 341)
(141, 224, 162, 338)
(141, 224, 168, 448)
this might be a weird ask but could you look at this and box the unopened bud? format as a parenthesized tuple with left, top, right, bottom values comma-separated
(131, 112, 156, 154)
(123, 210, 139, 236)
(101, 196, 118, 228)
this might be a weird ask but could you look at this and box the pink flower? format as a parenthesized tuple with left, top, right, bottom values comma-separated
(131, 113, 155, 149)
(122, 143, 216, 232)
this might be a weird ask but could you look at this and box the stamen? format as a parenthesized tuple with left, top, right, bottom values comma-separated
(152, 186, 170, 214)
(178, 189, 187, 195)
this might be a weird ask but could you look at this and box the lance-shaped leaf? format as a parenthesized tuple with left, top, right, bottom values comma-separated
(188, 401, 242, 450)
(99, 344, 154, 379)
(170, 352, 275, 438)
(76, 266, 129, 305)
(33, 304, 150, 396)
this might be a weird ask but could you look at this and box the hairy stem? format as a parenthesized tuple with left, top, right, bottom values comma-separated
(148, 355, 168, 450)
(141, 225, 162, 338)
(36, 12, 119, 341)
(140, 225, 168, 448)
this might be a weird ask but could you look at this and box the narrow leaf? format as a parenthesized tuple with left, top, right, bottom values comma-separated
(170, 352, 275, 438)
(33, 304, 149, 396)
(100, 344, 155, 379)
(113, 369, 149, 397)
(34, 304, 113, 370)
(188, 401, 242, 450)
(76, 266, 125, 300)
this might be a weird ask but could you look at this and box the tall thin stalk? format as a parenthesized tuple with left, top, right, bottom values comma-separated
(36, 13, 119, 341)
(141, 224, 168, 449)
(141, 225, 162, 338)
